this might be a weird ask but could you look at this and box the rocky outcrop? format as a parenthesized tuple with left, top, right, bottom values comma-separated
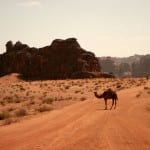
(0, 38, 101, 79)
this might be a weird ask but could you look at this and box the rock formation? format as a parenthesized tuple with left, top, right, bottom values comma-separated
(132, 54, 150, 77)
(98, 54, 150, 77)
(0, 38, 101, 79)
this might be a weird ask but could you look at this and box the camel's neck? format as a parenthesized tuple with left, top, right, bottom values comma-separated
(94, 92, 103, 99)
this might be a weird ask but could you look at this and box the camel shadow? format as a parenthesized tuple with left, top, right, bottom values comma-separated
(96, 108, 107, 111)
(96, 108, 116, 111)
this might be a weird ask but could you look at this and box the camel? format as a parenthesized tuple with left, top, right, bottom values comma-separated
(94, 88, 118, 110)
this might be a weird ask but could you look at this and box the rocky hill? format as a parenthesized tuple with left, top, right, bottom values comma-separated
(98, 54, 150, 77)
(0, 38, 102, 80)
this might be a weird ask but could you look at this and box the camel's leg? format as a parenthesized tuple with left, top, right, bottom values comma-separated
(104, 99, 107, 110)
(114, 99, 117, 109)
(110, 99, 114, 110)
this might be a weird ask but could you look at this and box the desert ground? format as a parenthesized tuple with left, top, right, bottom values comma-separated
(0, 74, 150, 150)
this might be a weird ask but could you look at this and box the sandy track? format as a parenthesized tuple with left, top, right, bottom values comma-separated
(0, 87, 149, 150)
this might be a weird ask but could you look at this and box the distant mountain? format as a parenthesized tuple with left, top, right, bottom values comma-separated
(99, 54, 143, 65)
(98, 54, 150, 77)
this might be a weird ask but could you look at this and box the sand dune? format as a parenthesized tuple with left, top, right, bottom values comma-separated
(0, 75, 150, 150)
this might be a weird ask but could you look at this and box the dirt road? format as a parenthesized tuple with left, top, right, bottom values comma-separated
(0, 87, 149, 150)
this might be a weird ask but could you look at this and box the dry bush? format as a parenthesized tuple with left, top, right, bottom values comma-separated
(43, 92, 47, 97)
(80, 97, 87, 101)
(44, 83, 48, 87)
(0, 101, 5, 106)
(75, 90, 80, 94)
(147, 91, 150, 94)
(7, 107, 16, 112)
(26, 91, 30, 96)
(136, 83, 141, 86)
(144, 86, 150, 90)
(28, 100, 35, 105)
(116, 84, 121, 89)
(65, 85, 70, 90)
(3, 96, 21, 103)
(78, 84, 83, 87)
(3, 118, 13, 125)
(42, 98, 54, 104)
(3, 96, 13, 103)
(15, 108, 27, 117)
(19, 86, 26, 91)
(55, 96, 64, 101)
(36, 105, 53, 112)
(81, 91, 84, 94)
(146, 104, 150, 111)
(0, 111, 11, 120)
(66, 96, 73, 100)
(13, 98, 21, 103)
(136, 92, 142, 98)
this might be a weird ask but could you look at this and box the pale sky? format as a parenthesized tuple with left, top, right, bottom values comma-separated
(0, 0, 150, 57)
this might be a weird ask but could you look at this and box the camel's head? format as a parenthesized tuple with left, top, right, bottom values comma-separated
(94, 91, 103, 98)
(94, 91, 97, 95)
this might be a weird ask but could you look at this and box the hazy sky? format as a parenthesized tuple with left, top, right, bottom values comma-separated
(0, 0, 150, 57)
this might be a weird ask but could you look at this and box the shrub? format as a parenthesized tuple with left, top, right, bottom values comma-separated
(65, 85, 70, 89)
(3, 96, 21, 103)
(116, 84, 121, 89)
(146, 104, 150, 111)
(7, 107, 16, 112)
(3, 118, 13, 125)
(29, 100, 35, 105)
(36, 105, 53, 112)
(15, 108, 27, 117)
(14, 98, 21, 103)
(20, 86, 26, 91)
(144, 86, 150, 90)
(147, 91, 150, 94)
(136, 93, 141, 98)
(0, 101, 5, 106)
(4, 96, 13, 103)
(0, 111, 11, 120)
(80, 97, 87, 101)
(42, 98, 54, 104)
(75, 90, 80, 94)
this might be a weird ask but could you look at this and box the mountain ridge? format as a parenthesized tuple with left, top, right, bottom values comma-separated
(98, 54, 150, 77)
